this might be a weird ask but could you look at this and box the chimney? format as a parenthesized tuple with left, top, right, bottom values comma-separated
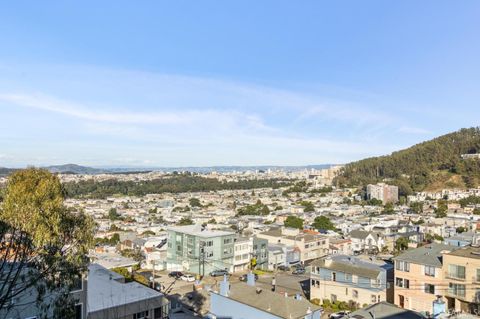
(324, 256, 332, 267)
(219, 274, 230, 297)
(247, 271, 255, 287)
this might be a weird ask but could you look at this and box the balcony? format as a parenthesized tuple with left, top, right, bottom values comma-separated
(444, 272, 466, 281)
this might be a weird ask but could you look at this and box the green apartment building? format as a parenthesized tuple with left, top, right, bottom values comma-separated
(166, 225, 237, 275)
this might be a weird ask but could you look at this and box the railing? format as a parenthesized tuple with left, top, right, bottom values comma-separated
(444, 272, 466, 281)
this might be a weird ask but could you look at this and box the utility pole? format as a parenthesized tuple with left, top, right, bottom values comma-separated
(199, 241, 206, 278)
(152, 259, 156, 290)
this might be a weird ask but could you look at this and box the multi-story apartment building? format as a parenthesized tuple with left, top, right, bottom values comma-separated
(367, 183, 399, 203)
(257, 227, 328, 264)
(393, 243, 456, 313)
(310, 255, 393, 307)
(166, 225, 237, 275)
(234, 237, 252, 272)
(443, 245, 480, 314)
(232, 236, 268, 272)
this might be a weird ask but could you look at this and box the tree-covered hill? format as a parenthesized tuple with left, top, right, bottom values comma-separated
(64, 174, 292, 198)
(334, 127, 480, 194)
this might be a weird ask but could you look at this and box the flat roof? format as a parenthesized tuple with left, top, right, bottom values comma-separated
(167, 224, 235, 238)
(87, 263, 164, 313)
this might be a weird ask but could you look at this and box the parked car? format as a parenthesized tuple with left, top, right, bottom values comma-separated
(168, 271, 184, 279)
(181, 274, 196, 282)
(277, 265, 290, 271)
(329, 311, 350, 319)
(210, 269, 229, 277)
(239, 273, 259, 281)
(292, 268, 306, 275)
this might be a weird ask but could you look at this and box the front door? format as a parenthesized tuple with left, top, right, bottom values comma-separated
(399, 295, 405, 308)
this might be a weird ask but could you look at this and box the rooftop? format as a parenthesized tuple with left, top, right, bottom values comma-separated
(212, 281, 321, 319)
(167, 224, 235, 238)
(445, 245, 480, 259)
(311, 255, 391, 279)
(347, 301, 426, 319)
(87, 263, 165, 313)
(393, 243, 456, 267)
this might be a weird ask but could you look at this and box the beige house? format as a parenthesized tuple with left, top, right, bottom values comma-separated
(310, 255, 393, 307)
(443, 245, 480, 314)
(257, 227, 329, 263)
(393, 243, 456, 314)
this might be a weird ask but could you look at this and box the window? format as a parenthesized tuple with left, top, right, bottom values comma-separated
(345, 273, 352, 282)
(206, 240, 213, 247)
(331, 294, 337, 302)
(187, 237, 194, 244)
(424, 284, 435, 294)
(224, 238, 232, 244)
(352, 290, 358, 299)
(425, 265, 435, 277)
(371, 278, 381, 288)
(448, 264, 466, 279)
(395, 278, 409, 288)
(332, 272, 337, 282)
(345, 288, 348, 295)
(206, 251, 213, 258)
(371, 295, 377, 303)
(352, 275, 358, 283)
(395, 277, 403, 287)
(75, 304, 82, 319)
(449, 283, 466, 297)
(133, 311, 149, 319)
(396, 261, 410, 272)
(476, 269, 480, 282)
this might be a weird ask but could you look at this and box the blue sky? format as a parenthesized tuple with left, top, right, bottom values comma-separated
(1, 1, 479, 167)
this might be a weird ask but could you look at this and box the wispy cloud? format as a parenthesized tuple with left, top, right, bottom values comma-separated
(0, 64, 422, 166)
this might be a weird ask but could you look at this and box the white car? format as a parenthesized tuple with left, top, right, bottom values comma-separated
(181, 274, 196, 282)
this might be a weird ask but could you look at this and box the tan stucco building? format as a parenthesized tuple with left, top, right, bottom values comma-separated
(393, 243, 456, 314)
(443, 245, 480, 314)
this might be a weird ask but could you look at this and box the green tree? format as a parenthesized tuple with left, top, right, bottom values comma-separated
(299, 201, 315, 212)
(0, 168, 94, 317)
(456, 226, 466, 234)
(284, 216, 304, 229)
(409, 202, 423, 214)
(435, 200, 448, 218)
(189, 198, 202, 207)
(474, 208, 480, 215)
(382, 203, 395, 214)
(208, 218, 217, 224)
(312, 216, 335, 231)
(395, 237, 409, 251)
(108, 207, 121, 220)
(177, 217, 194, 226)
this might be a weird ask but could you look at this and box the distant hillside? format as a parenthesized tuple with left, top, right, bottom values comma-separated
(0, 167, 17, 177)
(42, 164, 108, 174)
(335, 127, 480, 194)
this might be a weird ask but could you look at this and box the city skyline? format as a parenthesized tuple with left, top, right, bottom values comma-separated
(1, 1, 479, 167)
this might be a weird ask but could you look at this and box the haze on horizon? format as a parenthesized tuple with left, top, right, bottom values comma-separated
(1, 1, 479, 168)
